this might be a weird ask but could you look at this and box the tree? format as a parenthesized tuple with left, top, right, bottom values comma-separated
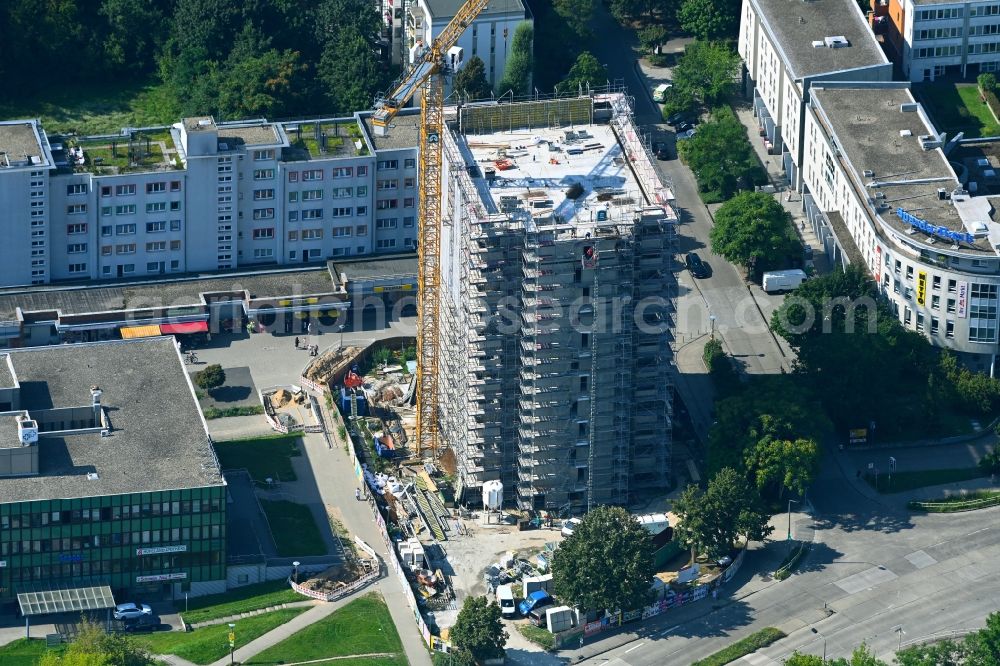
(783, 654, 824, 666)
(552, 506, 655, 612)
(967, 611, 1000, 664)
(677, 0, 740, 41)
(497, 22, 533, 97)
(895, 639, 968, 666)
(38, 618, 153, 665)
(454, 56, 493, 100)
(744, 434, 820, 499)
(194, 364, 226, 391)
(710, 191, 799, 275)
(668, 41, 740, 110)
(638, 25, 669, 53)
(672, 467, 773, 560)
(553, 0, 594, 39)
(557, 52, 607, 93)
(450, 596, 508, 664)
(980, 72, 998, 93)
(677, 108, 765, 200)
(214, 23, 307, 118)
(317, 28, 385, 113)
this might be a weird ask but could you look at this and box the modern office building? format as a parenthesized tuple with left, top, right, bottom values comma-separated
(0, 337, 226, 603)
(800, 82, 1000, 373)
(871, 0, 1000, 81)
(738, 0, 892, 187)
(404, 0, 530, 90)
(0, 110, 420, 289)
(435, 93, 676, 512)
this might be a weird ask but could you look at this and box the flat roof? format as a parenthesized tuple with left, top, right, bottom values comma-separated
(0, 121, 47, 169)
(330, 254, 418, 282)
(812, 86, 996, 255)
(461, 123, 649, 234)
(183, 117, 217, 132)
(0, 267, 342, 322)
(423, 0, 525, 18)
(753, 0, 887, 78)
(218, 123, 281, 148)
(0, 337, 223, 503)
(362, 112, 421, 151)
(280, 120, 364, 161)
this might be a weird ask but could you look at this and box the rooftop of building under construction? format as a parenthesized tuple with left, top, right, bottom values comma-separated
(462, 123, 651, 235)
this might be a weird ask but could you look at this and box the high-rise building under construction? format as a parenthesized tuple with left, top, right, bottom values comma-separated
(436, 92, 677, 514)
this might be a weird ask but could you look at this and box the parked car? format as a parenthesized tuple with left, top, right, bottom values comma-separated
(676, 128, 697, 141)
(666, 111, 691, 126)
(120, 615, 159, 633)
(803, 244, 814, 259)
(113, 603, 152, 620)
(655, 143, 671, 160)
(518, 590, 553, 616)
(496, 584, 517, 618)
(675, 121, 695, 133)
(652, 83, 673, 103)
(528, 607, 549, 627)
(685, 252, 710, 279)
(561, 517, 582, 537)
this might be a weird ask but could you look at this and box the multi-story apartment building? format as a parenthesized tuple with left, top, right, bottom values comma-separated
(436, 94, 676, 513)
(0, 337, 226, 603)
(872, 0, 1000, 81)
(0, 113, 420, 288)
(739, 0, 892, 187)
(801, 82, 1000, 373)
(405, 0, 530, 90)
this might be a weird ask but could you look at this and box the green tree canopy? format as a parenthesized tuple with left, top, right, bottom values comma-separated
(552, 506, 655, 612)
(450, 595, 508, 663)
(195, 364, 226, 391)
(676, 107, 765, 199)
(677, 0, 740, 41)
(557, 52, 607, 93)
(709, 190, 799, 275)
(638, 25, 670, 52)
(744, 433, 820, 499)
(38, 618, 153, 665)
(454, 56, 493, 100)
(672, 467, 773, 560)
(318, 29, 385, 113)
(497, 22, 534, 97)
(553, 0, 594, 39)
(667, 41, 740, 112)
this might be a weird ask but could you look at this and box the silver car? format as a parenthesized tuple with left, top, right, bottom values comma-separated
(113, 602, 152, 620)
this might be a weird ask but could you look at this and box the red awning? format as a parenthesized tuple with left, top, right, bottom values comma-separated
(160, 321, 209, 334)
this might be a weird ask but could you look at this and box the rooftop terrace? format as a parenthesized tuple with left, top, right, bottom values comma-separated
(0, 338, 223, 503)
(52, 129, 181, 175)
(812, 86, 999, 256)
(280, 120, 369, 160)
(460, 123, 651, 237)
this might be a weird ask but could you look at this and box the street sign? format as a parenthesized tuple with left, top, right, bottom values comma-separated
(228, 632, 235, 643)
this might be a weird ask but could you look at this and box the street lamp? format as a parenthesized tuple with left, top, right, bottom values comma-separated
(709, 314, 717, 340)
(786, 499, 800, 541)
(338, 324, 346, 350)
(292, 561, 300, 584)
(228, 623, 236, 665)
(894, 625, 905, 651)
(810, 627, 826, 663)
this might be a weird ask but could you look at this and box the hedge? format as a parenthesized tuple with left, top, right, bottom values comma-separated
(691, 627, 786, 666)
(203, 405, 264, 419)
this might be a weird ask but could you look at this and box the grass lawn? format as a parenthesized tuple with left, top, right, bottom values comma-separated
(0, 78, 180, 136)
(884, 409, 976, 444)
(260, 499, 328, 556)
(137, 608, 306, 665)
(691, 627, 786, 666)
(864, 467, 985, 494)
(516, 623, 555, 650)
(0, 638, 66, 666)
(181, 579, 305, 625)
(299, 658, 408, 666)
(245, 593, 403, 665)
(213, 433, 301, 482)
(914, 82, 1000, 139)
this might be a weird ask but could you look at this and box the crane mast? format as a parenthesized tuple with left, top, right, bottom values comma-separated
(371, 0, 492, 455)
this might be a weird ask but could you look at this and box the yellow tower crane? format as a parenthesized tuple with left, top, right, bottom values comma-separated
(372, 0, 491, 455)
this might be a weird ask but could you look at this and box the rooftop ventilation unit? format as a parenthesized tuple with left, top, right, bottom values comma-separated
(87, 472, 99, 481)
(863, 170, 874, 177)
(938, 188, 948, 200)
(900, 103, 919, 113)
(900, 129, 912, 137)
(824, 35, 850, 48)
(811, 40, 825, 48)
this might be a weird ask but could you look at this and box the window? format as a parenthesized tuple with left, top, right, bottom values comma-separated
(302, 169, 324, 181)
(252, 228, 275, 240)
(116, 244, 136, 254)
(931, 317, 940, 335)
(946, 320, 955, 338)
(377, 199, 398, 210)
(252, 208, 275, 220)
(147, 182, 166, 193)
(332, 226, 352, 237)
(332, 207, 352, 217)
(378, 179, 398, 190)
(171, 260, 180, 270)
(146, 241, 167, 252)
(101, 206, 112, 217)
(972, 4, 1000, 16)
(288, 191, 299, 203)
(170, 240, 181, 251)
(356, 225, 368, 235)
(404, 177, 416, 188)
(377, 238, 396, 249)
(356, 206, 368, 215)
(170, 201, 181, 211)
(115, 184, 136, 196)
(904, 307, 912, 325)
(146, 202, 167, 213)
(906, 266, 914, 280)
(404, 197, 415, 208)
(101, 186, 112, 197)
(331, 247, 349, 256)
(302, 208, 323, 220)
(253, 149, 275, 160)
(147, 262, 162, 272)
(170, 219, 182, 231)
(947, 298, 956, 313)
(115, 204, 136, 216)
(122, 264, 135, 274)
(404, 237, 414, 248)
(253, 169, 275, 180)
(67, 184, 87, 196)
(332, 167, 353, 178)
(357, 165, 368, 176)
(288, 231, 299, 241)
(67, 223, 87, 235)
(403, 216, 415, 227)
(254, 189, 275, 201)
(115, 224, 136, 235)
(68, 263, 86, 273)
(67, 243, 87, 254)
(931, 294, 940, 310)
(67, 204, 87, 215)
(102, 265, 111, 275)
(932, 275, 941, 290)
(101, 226, 112, 237)
(357, 185, 368, 196)
(289, 250, 297, 259)
(302, 229, 323, 240)
(170, 181, 181, 192)
(254, 248, 274, 258)
(302, 189, 323, 201)
(308, 248, 322, 258)
(404, 158, 416, 168)
(376, 218, 397, 229)
(948, 279, 957, 293)
(288, 211, 299, 222)
(377, 160, 398, 170)
(288, 171, 299, 182)
(332, 187, 353, 198)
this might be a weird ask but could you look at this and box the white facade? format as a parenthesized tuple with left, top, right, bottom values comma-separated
(0, 114, 419, 288)
(406, 0, 529, 91)
(897, 0, 1000, 81)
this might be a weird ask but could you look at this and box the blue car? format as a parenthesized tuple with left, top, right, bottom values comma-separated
(518, 590, 553, 616)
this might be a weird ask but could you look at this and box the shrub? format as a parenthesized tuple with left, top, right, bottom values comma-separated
(979, 72, 997, 94)
(203, 405, 263, 419)
(194, 364, 226, 391)
(691, 628, 786, 666)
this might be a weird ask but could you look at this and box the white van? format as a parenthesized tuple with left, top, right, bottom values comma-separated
(496, 584, 516, 618)
(762, 269, 807, 293)
(652, 83, 672, 103)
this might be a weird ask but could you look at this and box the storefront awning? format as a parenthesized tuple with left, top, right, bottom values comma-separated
(120, 324, 162, 339)
(17, 585, 115, 616)
(160, 321, 209, 334)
